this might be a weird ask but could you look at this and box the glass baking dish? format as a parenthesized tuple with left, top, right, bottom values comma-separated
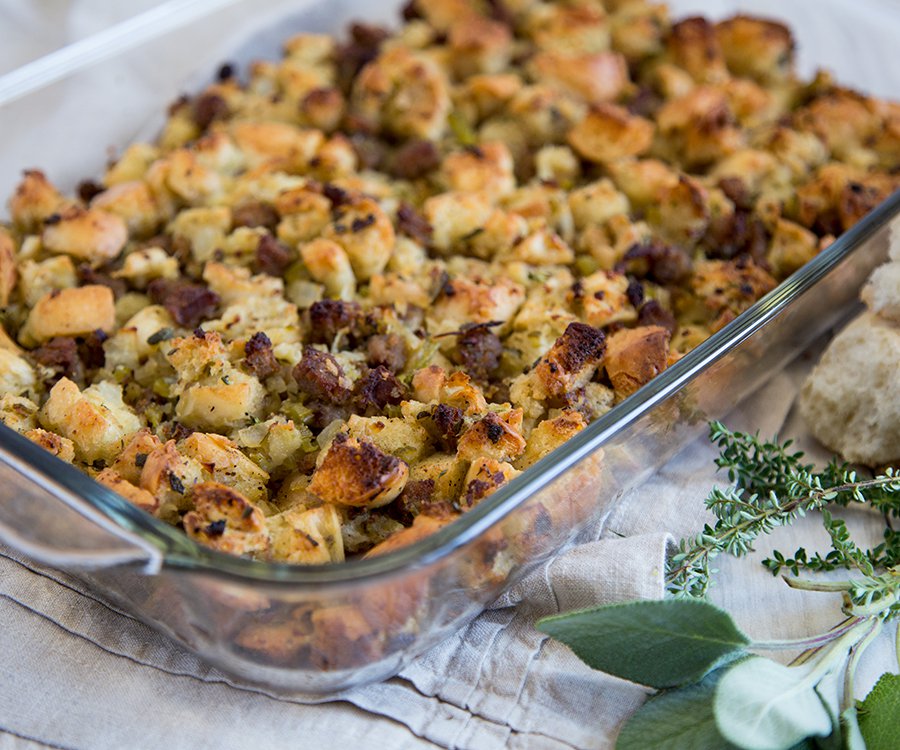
(0, 0, 898, 695)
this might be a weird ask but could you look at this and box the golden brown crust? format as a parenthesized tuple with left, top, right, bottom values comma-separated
(183, 481, 269, 556)
(604, 325, 671, 398)
(568, 104, 655, 163)
(308, 433, 409, 508)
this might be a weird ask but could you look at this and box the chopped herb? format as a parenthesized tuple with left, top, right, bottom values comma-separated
(147, 327, 174, 345)
(168, 473, 185, 494)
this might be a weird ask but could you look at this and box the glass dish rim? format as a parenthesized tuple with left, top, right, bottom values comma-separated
(1, 189, 897, 587)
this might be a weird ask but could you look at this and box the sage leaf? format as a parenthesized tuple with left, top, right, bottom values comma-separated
(616, 668, 741, 750)
(839, 706, 866, 750)
(857, 672, 900, 750)
(537, 599, 749, 688)
(714, 656, 833, 750)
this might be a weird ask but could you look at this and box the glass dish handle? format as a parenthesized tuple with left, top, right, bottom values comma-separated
(0, 441, 162, 573)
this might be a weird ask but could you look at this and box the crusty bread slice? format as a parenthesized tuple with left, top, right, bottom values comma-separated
(800, 311, 900, 465)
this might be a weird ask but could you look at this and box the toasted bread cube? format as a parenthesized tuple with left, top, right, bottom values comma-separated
(300, 238, 356, 300)
(9, 170, 67, 231)
(517, 411, 587, 469)
(767, 218, 818, 278)
(41, 378, 141, 463)
(460, 456, 519, 509)
(183, 481, 269, 556)
(0, 230, 17, 307)
(0, 348, 36, 397)
(457, 411, 527, 463)
(179, 432, 269, 504)
(308, 433, 408, 508)
(176, 373, 266, 431)
(568, 104, 654, 163)
(267, 504, 344, 564)
(139, 439, 204, 511)
(91, 180, 162, 237)
(20, 285, 115, 346)
(439, 142, 515, 196)
(24, 428, 75, 463)
(322, 197, 395, 281)
(96, 468, 158, 514)
(716, 15, 795, 83)
(604, 325, 671, 398)
(350, 47, 451, 141)
(667, 17, 727, 83)
(110, 428, 163, 485)
(528, 51, 628, 104)
(42, 207, 128, 265)
(365, 514, 454, 557)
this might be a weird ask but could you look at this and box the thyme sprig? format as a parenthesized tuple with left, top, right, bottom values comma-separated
(540, 422, 900, 750)
(666, 422, 900, 602)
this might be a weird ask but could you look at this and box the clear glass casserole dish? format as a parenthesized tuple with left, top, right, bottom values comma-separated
(0, 0, 898, 695)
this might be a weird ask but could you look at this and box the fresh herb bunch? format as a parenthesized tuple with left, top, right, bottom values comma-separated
(537, 423, 900, 750)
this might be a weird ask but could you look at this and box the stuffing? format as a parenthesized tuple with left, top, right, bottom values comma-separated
(41, 207, 128, 265)
(183, 481, 269, 556)
(567, 104, 655, 163)
(666, 17, 728, 84)
(0, 230, 17, 307)
(350, 46, 451, 140)
(17, 255, 78, 308)
(309, 433, 409, 508)
(24, 427, 75, 463)
(299, 238, 356, 300)
(603, 325, 671, 398)
(426, 275, 525, 336)
(179, 431, 270, 504)
(448, 17, 512, 77)
(460, 456, 519, 509)
(0, 1, 893, 566)
(715, 15, 794, 83)
(95, 468, 159, 514)
(580, 271, 638, 328)
(456, 409, 526, 463)
(112, 246, 179, 289)
(0, 348, 36, 397)
(439, 142, 516, 196)
(165, 331, 267, 430)
(365, 514, 454, 557)
(267, 504, 345, 564)
(528, 51, 628, 104)
(517, 411, 587, 470)
(568, 179, 631, 230)
(655, 86, 744, 169)
(90, 181, 163, 237)
(40, 378, 141, 463)
(19, 285, 116, 346)
(138, 439, 205, 513)
(321, 196, 395, 281)
(0, 394, 39, 433)
(110, 428, 163, 485)
(8, 170, 68, 231)
(766, 218, 819, 278)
